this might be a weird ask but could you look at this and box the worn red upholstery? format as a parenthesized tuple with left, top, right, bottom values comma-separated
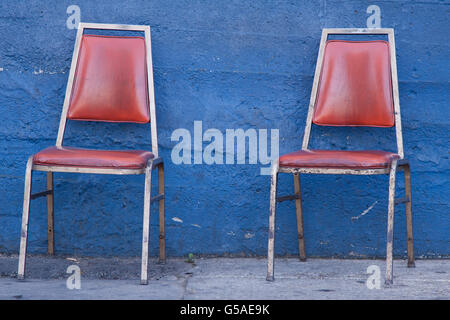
(279, 150, 399, 169)
(33, 146, 154, 169)
(313, 40, 394, 127)
(67, 35, 150, 123)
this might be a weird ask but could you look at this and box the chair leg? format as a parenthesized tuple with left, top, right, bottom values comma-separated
(158, 163, 166, 264)
(293, 173, 306, 261)
(18, 156, 33, 280)
(140, 160, 153, 285)
(46, 172, 55, 255)
(403, 164, 415, 267)
(266, 162, 279, 281)
(385, 159, 398, 285)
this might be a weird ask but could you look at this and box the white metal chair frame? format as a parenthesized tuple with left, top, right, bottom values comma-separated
(18, 23, 165, 285)
(266, 28, 415, 285)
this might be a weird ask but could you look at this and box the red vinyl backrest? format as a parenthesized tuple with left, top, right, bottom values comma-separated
(67, 35, 150, 123)
(312, 40, 395, 127)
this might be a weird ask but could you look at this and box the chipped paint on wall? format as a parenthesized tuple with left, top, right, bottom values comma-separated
(352, 201, 378, 221)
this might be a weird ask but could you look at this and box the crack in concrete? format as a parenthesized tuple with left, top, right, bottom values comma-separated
(180, 271, 194, 300)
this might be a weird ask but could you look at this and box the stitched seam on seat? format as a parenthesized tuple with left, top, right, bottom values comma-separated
(32, 161, 146, 169)
(278, 163, 390, 169)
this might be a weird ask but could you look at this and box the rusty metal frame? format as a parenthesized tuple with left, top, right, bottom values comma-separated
(267, 28, 414, 285)
(17, 23, 165, 285)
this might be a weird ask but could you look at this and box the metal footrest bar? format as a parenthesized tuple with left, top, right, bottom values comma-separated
(276, 194, 300, 202)
(150, 193, 164, 203)
(395, 196, 410, 205)
(30, 190, 53, 200)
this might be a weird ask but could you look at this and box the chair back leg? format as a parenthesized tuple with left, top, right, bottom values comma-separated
(18, 156, 34, 280)
(266, 162, 279, 281)
(293, 174, 306, 261)
(385, 159, 398, 285)
(158, 163, 166, 264)
(140, 160, 153, 285)
(402, 164, 415, 267)
(46, 172, 55, 255)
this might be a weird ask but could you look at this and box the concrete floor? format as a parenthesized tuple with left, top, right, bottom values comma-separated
(0, 254, 448, 299)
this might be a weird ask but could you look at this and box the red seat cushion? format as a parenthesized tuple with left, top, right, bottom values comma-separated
(33, 146, 154, 169)
(67, 35, 150, 123)
(313, 40, 394, 127)
(279, 150, 400, 169)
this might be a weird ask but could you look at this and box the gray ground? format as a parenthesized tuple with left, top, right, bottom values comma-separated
(0, 254, 448, 299)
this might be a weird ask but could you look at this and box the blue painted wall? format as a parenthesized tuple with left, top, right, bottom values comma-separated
(0, 0, 448, 258)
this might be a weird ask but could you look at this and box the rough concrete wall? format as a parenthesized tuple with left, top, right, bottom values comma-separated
(0, 0, 448, 257)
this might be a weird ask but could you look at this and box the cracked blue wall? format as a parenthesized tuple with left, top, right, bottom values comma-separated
(0, 0, 448, 258)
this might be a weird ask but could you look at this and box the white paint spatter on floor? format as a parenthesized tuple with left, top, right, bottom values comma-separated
(352, 201, 378, 221)
(172, 217, 183, 223)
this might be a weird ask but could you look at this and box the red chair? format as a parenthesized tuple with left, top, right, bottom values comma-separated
(18, 23, 165, 285)
(267, 28, 415, 285)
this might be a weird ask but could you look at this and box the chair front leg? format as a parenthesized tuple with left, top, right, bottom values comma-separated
(140, 160, 153, 285)
(158, 162, 166, 264)
(403, 163, 415, 267)
(385, 159, 398, 285)
(266, 162, 279, 281)
(18, 156, 34, 280)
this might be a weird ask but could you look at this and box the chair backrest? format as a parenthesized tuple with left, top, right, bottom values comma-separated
(56, 23, 159, 157)
(313, 40, 394, 127)
(68, 35, 150, 123)
(302, 28, 404, 158)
